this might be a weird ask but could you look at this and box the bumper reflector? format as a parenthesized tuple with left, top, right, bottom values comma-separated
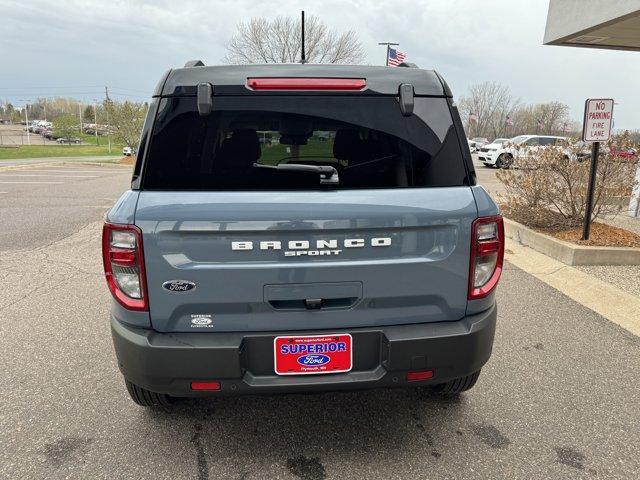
(406, 370, 434, 382)
(191, 381, 221, 391)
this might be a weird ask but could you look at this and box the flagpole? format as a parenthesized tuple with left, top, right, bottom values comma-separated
(378, 42, 399, 66)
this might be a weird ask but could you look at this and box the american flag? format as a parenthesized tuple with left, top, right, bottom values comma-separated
(388, 47, 406, 66)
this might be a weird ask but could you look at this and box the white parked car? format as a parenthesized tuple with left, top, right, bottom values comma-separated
(122, 146, 134, 156)
(478, 135, 568, 169)
(468, 137, 489, 153)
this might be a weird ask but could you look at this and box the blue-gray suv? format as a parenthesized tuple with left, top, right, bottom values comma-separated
(102, 61, 503, 407)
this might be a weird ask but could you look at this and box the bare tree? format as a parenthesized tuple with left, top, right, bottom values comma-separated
(224, 15, 365, 64)
(458, 82, 520, 139)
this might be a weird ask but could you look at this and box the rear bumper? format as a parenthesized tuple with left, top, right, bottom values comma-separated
(111, 304, 497, 396)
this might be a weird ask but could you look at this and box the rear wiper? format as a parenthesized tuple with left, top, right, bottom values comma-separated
(253, 163, 339, 185)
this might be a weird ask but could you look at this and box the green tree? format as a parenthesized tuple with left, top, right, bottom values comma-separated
(84, 105, 94, 122)
(53, 114, 79, 143)
(105, 100, 147, 149)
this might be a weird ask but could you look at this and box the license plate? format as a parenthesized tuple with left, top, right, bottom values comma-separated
(274, 334, 352, 375)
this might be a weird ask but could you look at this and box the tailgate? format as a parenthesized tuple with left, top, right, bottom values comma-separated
(135, 188, 477, 333)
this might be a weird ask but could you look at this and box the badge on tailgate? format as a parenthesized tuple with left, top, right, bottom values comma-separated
(274, 334, 352, 375)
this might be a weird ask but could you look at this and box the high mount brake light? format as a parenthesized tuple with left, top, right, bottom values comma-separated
(246, 78, 366, 91)
(468, 215, 504, 300)
(102, 223, 149, 311)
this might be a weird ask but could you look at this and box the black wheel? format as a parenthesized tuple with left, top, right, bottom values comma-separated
(495, 153, 513, 169)
(125, 379, 172, 407)
(434, 370, 481, 395)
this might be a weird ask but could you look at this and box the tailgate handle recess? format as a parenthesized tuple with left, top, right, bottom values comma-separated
(304, 298, 323, 310)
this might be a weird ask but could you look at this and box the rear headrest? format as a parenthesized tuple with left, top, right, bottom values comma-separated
(218, 129, 261, 168)
(333, 129, 364, 161)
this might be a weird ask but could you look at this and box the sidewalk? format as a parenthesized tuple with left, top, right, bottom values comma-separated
(575, 214, 640, 298)
(602, 213, 640, 235)
(506, 239, 640, 337)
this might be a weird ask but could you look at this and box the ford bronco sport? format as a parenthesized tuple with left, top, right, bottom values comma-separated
(103, 61, 503, 407)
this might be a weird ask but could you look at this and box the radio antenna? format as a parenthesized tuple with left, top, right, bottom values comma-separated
(300, 11, 307, 64)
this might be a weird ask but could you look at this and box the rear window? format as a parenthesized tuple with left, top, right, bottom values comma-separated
(142, 95, 468, 190)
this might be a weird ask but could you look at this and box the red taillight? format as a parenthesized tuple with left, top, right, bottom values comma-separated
(246, 77, 366, 91)
(102, 223, 148, 311)
(468, 215, 504, 300)
(406, 370, 434, 382)
(191, 381, 221, 391)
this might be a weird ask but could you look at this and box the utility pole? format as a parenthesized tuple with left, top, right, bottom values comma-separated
(378, 42, 399, 66)
(104, 86, 112, 153)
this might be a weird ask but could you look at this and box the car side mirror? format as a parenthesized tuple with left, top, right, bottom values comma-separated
(399, 83, 414, 116)
(197, 83, 213, 116)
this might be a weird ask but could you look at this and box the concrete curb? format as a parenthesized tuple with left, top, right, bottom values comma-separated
(0, 160, 130, 172)
(504, 218, 640, 266)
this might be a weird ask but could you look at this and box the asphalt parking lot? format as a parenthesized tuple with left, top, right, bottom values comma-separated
(0, 162, 131, 249)
(0, 161, 638, 479)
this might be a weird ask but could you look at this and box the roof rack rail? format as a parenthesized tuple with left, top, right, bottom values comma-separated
(184, 60, 205, 68)
(398, 62, 418, 68)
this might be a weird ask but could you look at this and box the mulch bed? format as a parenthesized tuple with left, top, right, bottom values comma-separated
(117, 156, 135, 165)
(500, 204, 640, 248)
(539, 222, 640, 248)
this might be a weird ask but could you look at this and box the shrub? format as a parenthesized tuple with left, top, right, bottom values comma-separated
(496, 133, 639, 230)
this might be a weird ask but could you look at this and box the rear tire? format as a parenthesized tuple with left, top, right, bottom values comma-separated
(125, 379, 173, 407)
(434, 370, 481, 395)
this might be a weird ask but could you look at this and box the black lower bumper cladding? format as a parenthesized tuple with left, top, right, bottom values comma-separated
(111, 304, 497, 396)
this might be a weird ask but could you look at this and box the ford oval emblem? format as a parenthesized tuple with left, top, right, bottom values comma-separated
(191, 317, 211, 325)
(162, 280, 196, 292)
(297, 354, 331, 366)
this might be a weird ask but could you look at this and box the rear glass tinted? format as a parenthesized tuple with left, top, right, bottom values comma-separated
(142, 96, 468, 190)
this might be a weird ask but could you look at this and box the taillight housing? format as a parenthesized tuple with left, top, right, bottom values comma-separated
(102, 223, 148, 311)
(468, 215, 504, 300)
(246, 77, 366, 91)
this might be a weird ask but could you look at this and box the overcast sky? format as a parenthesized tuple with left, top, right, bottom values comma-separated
(2, 0, 640, 129)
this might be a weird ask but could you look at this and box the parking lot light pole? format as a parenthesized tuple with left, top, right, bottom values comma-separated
(19, 99, 31, 145)
(92, 100, 99, 146)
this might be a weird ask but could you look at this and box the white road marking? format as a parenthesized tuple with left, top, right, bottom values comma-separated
(0, 174, 98, 178)
(0, 181, 64, 184)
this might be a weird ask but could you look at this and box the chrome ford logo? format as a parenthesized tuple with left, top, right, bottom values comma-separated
(297, 354, 330, 366)
(191, 317, 211, 325)
(162, 280, 196, 292)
